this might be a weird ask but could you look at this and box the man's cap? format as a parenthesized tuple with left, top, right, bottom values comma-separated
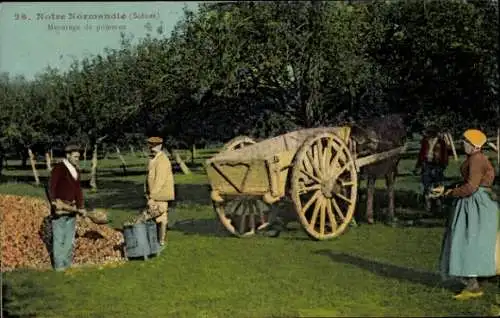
(147, 136, 163, 144)
(463, 129, 487, 148)
(64, 144, 81, 153)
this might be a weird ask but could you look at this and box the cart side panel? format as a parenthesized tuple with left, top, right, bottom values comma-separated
(206, 160, 271, 195)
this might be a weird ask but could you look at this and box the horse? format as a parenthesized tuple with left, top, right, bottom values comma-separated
(350, 113, 408, 225)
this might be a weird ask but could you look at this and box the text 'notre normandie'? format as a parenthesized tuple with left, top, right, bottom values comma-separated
(36, 12, 160, 21)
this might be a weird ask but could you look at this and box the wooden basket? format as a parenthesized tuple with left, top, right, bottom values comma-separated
(87, 208, 108, 224)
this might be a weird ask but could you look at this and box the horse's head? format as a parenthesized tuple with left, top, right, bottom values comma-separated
(350, 113, 407, 154)
(350, 125, 380, 156)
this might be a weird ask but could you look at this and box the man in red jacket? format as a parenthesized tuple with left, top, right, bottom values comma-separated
(48, 144, 86, 271)
(413, 125, 449, 214)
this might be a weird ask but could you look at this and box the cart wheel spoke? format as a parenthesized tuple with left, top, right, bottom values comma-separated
(298, 184, 321, 195)
(305, 151, 316, 177)
(300, 168, 322, 184)
(319, 198, 327, 237)
(231, 200, 244, 217)
(302, 153, 315, 176)
(322, 138, 333, 172)
(331, 198, 346, 221)
(331, 160, 352, 181)
(334, 192, 353, 204)
(325, 199, 337, 231)
(238, 203, 247, 233)
(301, 190, 321, 215)
(250, 202, 258, 231)
(306, 147, 322, 179)
(314, 142, 324, 178)
(326, 148, 342, 179)
(340, 179, 356, 187)
(309, 196, 322, 228)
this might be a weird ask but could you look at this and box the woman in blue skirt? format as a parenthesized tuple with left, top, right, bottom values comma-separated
(437, 128, 498, 300)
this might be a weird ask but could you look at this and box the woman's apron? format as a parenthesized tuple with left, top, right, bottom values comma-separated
(439, 187, 499, 279)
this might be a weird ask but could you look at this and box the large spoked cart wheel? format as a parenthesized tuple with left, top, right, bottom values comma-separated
(290, 132, 358, 240)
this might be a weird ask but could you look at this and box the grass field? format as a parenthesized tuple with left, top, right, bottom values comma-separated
(1, 144, 500, 317)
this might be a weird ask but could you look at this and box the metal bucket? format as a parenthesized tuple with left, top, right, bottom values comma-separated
(145, 220, 160, 255)
(123, 222, 151, 260)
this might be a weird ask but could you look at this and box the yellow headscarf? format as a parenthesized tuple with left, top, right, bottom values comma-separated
(463, 129, 487, 148)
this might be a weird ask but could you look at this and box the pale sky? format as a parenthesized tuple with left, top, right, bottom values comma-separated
(0, 1, 203, 80)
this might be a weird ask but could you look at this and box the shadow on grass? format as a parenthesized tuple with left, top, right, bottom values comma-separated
(171, 217, 298, 239)
(171, 200, 302, 238)
(355, 188, 431, 222)
(95, 170, 147, 178)
(1, 277, 50, 318)
(83, 179, 146, 210)
(314, 250, 462, 293)
(0, 175, 50, 186)
(171, 188, 451, 238)
(3, 163, 49, 171)
(174, 184, 212, 205)
(84, 180, 213, 211)
(170, 218, 233, 238)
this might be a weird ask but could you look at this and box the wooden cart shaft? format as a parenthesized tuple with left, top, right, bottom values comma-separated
(354, 145, 407, 169)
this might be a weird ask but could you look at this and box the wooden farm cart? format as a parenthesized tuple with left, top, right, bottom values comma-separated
(205, 127, 407, 240)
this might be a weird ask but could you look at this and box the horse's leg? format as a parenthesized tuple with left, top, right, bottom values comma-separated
(349, 178, 362, 227)
(366, 176, 376, 224)
(385, 169, 396, 224)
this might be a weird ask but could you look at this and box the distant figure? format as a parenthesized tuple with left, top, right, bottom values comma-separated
(413, 125, 449, 214)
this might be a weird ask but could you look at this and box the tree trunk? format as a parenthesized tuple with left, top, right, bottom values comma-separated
(83, 143, 88, 169)
(191, 143, 196, 165)
(27, 148, 40, 186)
(129, 145, 136, 157)
(116, 146, 127, 175)
(45, 151, 52, 172)
(21, 151, 28, 168)
(142, 148, 149, 158)
(0, 153, 4, 177)
(50, 149, 54, 161)
(443, 133, 458, 161)
(173, 150, 191, 175)
(90, 143, 99, 191)
(103, 143, 108, 159)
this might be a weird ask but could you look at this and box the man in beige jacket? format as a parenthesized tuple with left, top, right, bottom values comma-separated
(144, 136, 175, 246)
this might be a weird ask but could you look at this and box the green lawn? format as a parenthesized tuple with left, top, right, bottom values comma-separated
(2, 147, 500, 317)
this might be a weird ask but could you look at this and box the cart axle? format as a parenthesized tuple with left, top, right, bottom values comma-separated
(321, 179, 341, 198)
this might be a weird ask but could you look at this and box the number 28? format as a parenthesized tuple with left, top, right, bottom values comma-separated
(14, 13, 28, 20)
